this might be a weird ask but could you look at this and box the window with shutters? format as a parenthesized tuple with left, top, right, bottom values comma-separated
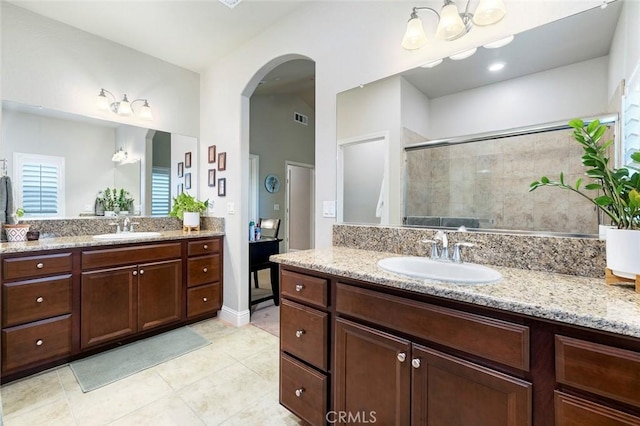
(14, 153, 65, 217)
(151, 166, 170, 216)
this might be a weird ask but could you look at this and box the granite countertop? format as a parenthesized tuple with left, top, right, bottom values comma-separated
(272, 247, 640, 339)
(0, 230, 225, 253)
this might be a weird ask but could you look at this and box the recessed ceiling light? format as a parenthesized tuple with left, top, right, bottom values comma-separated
(483, 35, 514, 49)
(488, 62, 505, 72)
(449, 48, 477, 61)
(420, 59, 444, 68)
(218, 0, 241, 9)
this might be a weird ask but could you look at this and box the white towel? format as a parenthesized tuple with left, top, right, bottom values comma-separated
(375, 182, 384, 218)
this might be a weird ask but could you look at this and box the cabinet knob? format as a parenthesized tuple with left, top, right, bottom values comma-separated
(204, 244, 208, 250)
(133, 271, 138, 276)
(295, 388, 304, 397)
(36, 339, 43, 346)
(397, 352, 407, 362)
(139, 269, 144, 275)
(203, 297, 208, 302)
(295, 330, 305, 338)
(295, 284, 304, 292)
(203, 267, 208, 273)
(36, 263, 44, 269)
(36, 296, 44, 303)
(412, 358, 421, 369)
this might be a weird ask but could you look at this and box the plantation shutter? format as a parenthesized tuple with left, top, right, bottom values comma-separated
(14, 153, 65, 217)
(151, 166, 170, 216)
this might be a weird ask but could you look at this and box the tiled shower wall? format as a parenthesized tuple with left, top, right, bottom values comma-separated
(405, 126, 616, 234)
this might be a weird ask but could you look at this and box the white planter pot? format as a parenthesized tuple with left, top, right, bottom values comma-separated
(183, 212, 200, 228)
(606, 228, 640, 279)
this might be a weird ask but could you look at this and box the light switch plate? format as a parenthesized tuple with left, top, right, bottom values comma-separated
(227, 202, 235, 214)
(323, 200, 336, 218)
(274, 204, 280, 211)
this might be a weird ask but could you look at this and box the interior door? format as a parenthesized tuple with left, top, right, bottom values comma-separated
(286, 163, 314, 252)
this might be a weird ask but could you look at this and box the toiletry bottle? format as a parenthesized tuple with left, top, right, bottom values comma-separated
(249, 221, 255, 241)
(255, 224, 261, 240)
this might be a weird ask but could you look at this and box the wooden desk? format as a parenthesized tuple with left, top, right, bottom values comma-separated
(249, 237, 281, 306)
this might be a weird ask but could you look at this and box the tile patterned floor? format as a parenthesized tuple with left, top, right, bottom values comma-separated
(0, 317, 304, 426)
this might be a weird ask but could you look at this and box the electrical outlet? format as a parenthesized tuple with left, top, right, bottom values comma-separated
(274, 204, 280, 211)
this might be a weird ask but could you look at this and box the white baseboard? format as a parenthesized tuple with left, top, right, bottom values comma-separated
(219, 305, 250, 327)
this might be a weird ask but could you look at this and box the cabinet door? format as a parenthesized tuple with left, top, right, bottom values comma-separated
(81, 266, 137, 349)
(411, 344, 532, 426)
(555, 391, 640, 426)
(334, 318, 411, 425)
(138, 260, 182, 331)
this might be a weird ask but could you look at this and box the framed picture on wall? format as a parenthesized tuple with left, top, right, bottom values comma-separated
(208, 145, 216, 163)
(185, 152, 192, 169)
(177, 162, 184, 177)
(177, 183, 183, 194)
(218, 178, 226, 196)
(217, 152, 226, 171)
(208, 169, 216, 187)
(185, 172, 192, 189)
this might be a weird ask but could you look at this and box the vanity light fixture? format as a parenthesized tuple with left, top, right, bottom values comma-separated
(96, 88, 154, 121)
(111, 148, 128, 163)
(402, 0, 506, 51)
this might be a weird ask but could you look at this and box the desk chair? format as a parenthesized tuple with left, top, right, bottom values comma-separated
(253, 218, 280, 289)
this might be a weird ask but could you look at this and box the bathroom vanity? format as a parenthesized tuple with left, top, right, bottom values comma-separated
(0, 231, 223, 382)
(274, 247, 640, 426)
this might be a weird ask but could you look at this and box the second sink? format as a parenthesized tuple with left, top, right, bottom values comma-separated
(92, 231, 162, 240)
(378, 256, 502, 284)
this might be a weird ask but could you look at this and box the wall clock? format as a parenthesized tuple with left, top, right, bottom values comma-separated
(265, 174, 280, 193)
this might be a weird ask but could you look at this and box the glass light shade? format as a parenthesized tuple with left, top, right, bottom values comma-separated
(472, 0, 506, 26)
(117, 95, 133, 116)
(402, 17, 428, 50)
(449, 48, 477, 60)
(483, 35, 514, 49)
(436, 3, 466, 41)
(138, 101, 154, 121)
(96, 91, 110, 111)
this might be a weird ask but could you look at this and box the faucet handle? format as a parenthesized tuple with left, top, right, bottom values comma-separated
(109, 222, 121, 234)
(452, 242, 475, 263)
(130, 222, 140, 232)
(421, 239, 440, 259)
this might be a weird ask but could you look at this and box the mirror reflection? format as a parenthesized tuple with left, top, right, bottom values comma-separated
(1, 100, 198, 218)
(337, 1, 625, 235)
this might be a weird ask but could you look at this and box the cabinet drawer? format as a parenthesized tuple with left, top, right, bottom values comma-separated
(188, 238, 220, 256)
(3, 275, 72, 327)
(82, 243, 181, 270)
(281, 270, 328, 309)
(336, 283, 530, 371)
(2, 315, 72, 373)
(187, 255, 220, 287)
(280, 299, 328, 370)
(280, 353, 327, 426)
(187, 283, 221, 317)
(3, 253, 72, 281)
(555, 391, 640, 426)
(556, 335, 640, 408)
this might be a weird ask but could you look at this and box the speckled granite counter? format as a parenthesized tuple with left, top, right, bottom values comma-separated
(272, 247, 640, 339)
(0, 230, 224, 254)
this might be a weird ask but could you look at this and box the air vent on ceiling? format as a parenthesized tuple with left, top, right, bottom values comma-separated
(294, 112, 308, 126)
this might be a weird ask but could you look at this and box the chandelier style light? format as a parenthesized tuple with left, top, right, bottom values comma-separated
(402, 0, 507, 51)
(96, 88, 154, 121)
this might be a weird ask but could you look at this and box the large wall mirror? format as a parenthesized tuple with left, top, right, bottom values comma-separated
(337, 1, 629, 236)
(1, 100, 198, 218)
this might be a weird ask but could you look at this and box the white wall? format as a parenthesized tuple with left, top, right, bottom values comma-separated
(201, 0, 605, 324)
(401, 78, 430, 139)
(1, 3, 200, 137)
(609, 0, 640, 101)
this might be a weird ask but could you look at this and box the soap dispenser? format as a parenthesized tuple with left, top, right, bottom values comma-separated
(249, 220, 255, 241)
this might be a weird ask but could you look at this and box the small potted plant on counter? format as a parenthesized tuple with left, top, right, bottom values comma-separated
(530, 118, 640, 285)
(169, 192, 209, 230)
(4, 207, 30, 242)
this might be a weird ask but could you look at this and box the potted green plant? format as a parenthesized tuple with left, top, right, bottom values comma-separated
(530, 118, 640, 280)
(169, 192, 209, 228)
(4, 207, 30, 242)
(97, 188, 134, 216)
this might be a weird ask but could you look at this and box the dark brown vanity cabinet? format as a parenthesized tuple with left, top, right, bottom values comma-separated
(186, 238, 222, 318)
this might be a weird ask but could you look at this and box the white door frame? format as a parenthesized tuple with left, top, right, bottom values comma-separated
(249, 154, 259, 223)
(285, 161, 315, 252)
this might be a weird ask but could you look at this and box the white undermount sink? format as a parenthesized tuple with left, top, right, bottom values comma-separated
(377, 256, 502, 284)
(92, 231, 162, 240)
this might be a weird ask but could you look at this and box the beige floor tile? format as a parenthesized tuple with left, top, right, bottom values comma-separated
(179, 362, 272, 425)
(188, 318, 240, 342)
(57, 366, 82, 393)
(240, 346, 280, 383)
(3, 398, 75, 426)
(67, 369, 172, 426)
(221, 393, 307, 426)
(153, 344, 237, 391)
(216, 324, 279, 361)
(1, 370, 66, 417)
(109, 395, 205, 426)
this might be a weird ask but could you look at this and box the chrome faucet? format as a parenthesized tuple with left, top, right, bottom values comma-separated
(434, 230, 449, 260)
(422, 231, 475, 263)
(122, 216, 130, 233)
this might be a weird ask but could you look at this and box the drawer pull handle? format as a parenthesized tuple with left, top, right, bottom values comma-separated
(397, 352, 407, 363)
(139, 269, 144, 275)
(36, 263, 44, 269)
(204, 244, 208, 249)
(203, 267, 208, 273)
(295, 284, 304, 292)
(412, 358, 421, 369)
(36, 296, 44, 303)
(133, 271, 138, 276)
(295, 388, 304, 398)
(36, 339, 43, 346)
(295, 330, 305, 338)
(203, 297, 208, 302)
